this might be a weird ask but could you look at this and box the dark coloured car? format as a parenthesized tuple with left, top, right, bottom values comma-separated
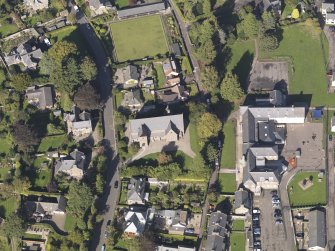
(296, 232, 304, 238)
(329, 135, 333, 141)
(114, 181, 119, 188)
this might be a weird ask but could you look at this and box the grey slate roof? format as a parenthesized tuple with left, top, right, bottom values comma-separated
(322, 2, 334, 12)
(127, 177, 146, 203)
(26, 86, 53, 109)
(122, 89, 143, 108)
(117, 2, 166, 19)
(234, 190, 251, 210)
(54, 150, 85, 176)
(171, 43, 182, 57)
(124, 65, 140, 81)
(309, 209, 326, 249)
(26, 196, 66, 215)
(205, 212, 228, 251)
(129, 114, 184, 140)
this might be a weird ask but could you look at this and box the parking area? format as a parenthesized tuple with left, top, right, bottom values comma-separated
(253, 190, 290, 251)
(282, 123, 324, 169)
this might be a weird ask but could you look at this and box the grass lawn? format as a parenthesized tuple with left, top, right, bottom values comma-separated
(0, 196, 19, 218)
(0, 137, 12, 154)
(232, 219, 245, 231)
(64, 213, 77, 232)
(38, 134, 67, 152)
(33, 169, 52, 189)
(260, 20, 332, 106)
(221, 119, 236, 168)
(114, 238, 141, 251)
(230, 232, 246, 251)
(154, 62, 166, 88)
(288, 171, 326, 207)
(0, 168, 11, 181)
(0, 17, 19, 37)
(218, 173, 236, 194)
(23, 233, 43, 240)
(110, 15, 169, 62)
(115, 0, 129, 8)
(119, 189, 127, 205)
(227, 39, 255, 89)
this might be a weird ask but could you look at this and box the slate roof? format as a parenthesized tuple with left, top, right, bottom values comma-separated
(117, 2, 166, 19)
(309, 209, 326, 249)
(322, 2, 334, 12)
(26, 196, 66, 215)
(171, 43, 182, 57)
(205, 212, 228, 251)
(157, 245, 195, 251)
(122, 89, 143, 108)
(129, 114, 184, 140)
(24, 0, 49, 10)
(326, 13, 335, 19)
(234, 190, 251, 210)
(54, 150, 86, 176)
(124, 65, 140, 82)
(26, 86, 53, 109)
(124, 210, 147, 234)
(127, 177, 146, 204)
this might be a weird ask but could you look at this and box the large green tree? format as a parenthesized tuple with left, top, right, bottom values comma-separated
(197, 40, 216, 64)
(48, 41, 78, 64)
(261, 11, 276, 31)
(202, 0, 212, 14)
(197, 112, 222, 139)
(260, 32, 279, 51)
(67, 181, 94, 219)
(206, 143, 218, 163)
(10, 73, 32, 92)
(237, 13, 259, 39)
(12, 121, 40, 151)
(201, 66, 219, 93)
(80, 56, 97, 81)
(220, 72, 244, 102)
(1, 213, 25, 238)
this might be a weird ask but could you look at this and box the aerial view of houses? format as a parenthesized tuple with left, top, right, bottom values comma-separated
(1, 0, 335, 250)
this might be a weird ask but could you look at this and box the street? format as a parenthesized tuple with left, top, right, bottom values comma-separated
(68, 4, 121, 251)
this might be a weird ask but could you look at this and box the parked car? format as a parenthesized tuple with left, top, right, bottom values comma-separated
(254, 240, 261, 246)
(114, 181, 119, 188)
(274, 209, 282, 218)
(215, 158, 219, 168)
(253, 215, 260, 221)
(272, 202, 281, 208)
(101, 244, 106, 251)
(329, 135, 333, 141)
(272, 194, 279, 200)
(253, 228, 261, 235)
(296, 232, 304, 238)
(275, 219, 283, 224)
(270, 190, 277, 196)
(218, 140, 222, 149)
(253, 220, 260, 228)
(73, 5, 79, 12)
(272, 197, 280, 204)
(253, 208, 261, 214)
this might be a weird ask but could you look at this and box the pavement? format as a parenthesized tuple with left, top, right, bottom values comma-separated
(68, 3, 121, 251)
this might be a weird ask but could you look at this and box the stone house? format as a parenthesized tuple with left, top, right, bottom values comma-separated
(54, 149, 86, 180)
(26, 85, 54, 110)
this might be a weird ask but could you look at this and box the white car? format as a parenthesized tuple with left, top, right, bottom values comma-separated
(253, 208, 261, 214)
(73, 5, 79, 12)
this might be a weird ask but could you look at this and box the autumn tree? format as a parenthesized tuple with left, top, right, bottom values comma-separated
(197, 112, 222, 139)
(80, 56, 98, 81)
(10, 73, 32, 92)
(158, 152, 173, 165)
(74, 82, 101, 110)
(220, 72, 244, 102)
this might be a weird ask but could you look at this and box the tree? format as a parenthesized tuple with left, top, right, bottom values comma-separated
(261, 11, 276, 31)
(237, 13, 259, 39)
(201, 66, 219, 93)
(95, 174, 104, 194)
(188, 101, 207, 123)
(67, 181, 94, 218)
(202, 0, 212, 14)
(48, 41, 78, 64)
(1, 213, 25, 238)
(197, 40, 216, 64)
(206, 143, 217, 163)
(10, 73, 32, 92)
(68, 229, 84, 244)
(292, 9, 299, 19)
(59, 57, 81, 93)
(197, 112, 222, 139)
(12, 121, 40, 151)
(158, 152, 173, 165)
(12, 177, 31, 193)
(74, 82, 101, 110)
(260, 33, 279, 51)
(220, 72, 244, 102)
(80, 56, 97, 81)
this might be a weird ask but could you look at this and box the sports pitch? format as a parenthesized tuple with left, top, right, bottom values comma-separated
(110, 15, 169, 62)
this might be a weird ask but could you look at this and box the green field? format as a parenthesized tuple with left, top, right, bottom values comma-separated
(0, 17, 19, 37)
(110, 15, 169, 62)
(232, 219, 244, 231)
(115, 0, 129, 8)
(260, 20, 332, 106)
(38, 134, 67, 152)
(221, 119, 236, 168)
(0, 168, 11, 181)
(218, 173, 236, 194)
(0, 196, 19, 218)
(230, 232, 246, 251)
(288, 171, 326, 207)
(64, 213, 77, 232)
(154, 62, 165, 88)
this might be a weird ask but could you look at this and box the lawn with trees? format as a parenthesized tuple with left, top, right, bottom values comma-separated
(230, 232, 246, 251)
(221, 119, 236, 168)
(288, 171, 326, 207)
(110, 15, 169, 62)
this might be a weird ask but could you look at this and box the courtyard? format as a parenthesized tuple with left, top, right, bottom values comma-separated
(110, 15, 169, 62)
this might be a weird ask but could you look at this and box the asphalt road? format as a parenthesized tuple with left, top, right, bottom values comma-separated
(69, 5, 121, 251)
